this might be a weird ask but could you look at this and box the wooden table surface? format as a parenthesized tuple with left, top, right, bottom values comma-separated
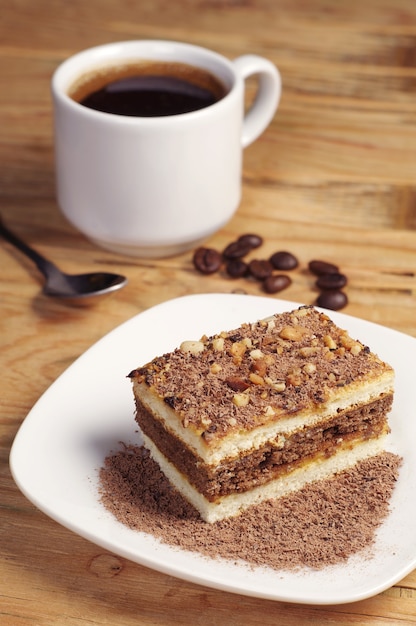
(1, 1, 416, 624)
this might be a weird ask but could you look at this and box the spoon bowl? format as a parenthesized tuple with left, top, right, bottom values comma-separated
(0, 215, 128, 304)
(42, 270, 128, 303)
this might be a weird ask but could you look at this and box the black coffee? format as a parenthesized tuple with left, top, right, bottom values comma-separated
(69, 61, 226, 117)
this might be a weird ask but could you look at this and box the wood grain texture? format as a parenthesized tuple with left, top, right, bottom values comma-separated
(1, 1, 416, 624)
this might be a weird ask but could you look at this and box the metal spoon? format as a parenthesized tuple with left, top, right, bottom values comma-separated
(0, 215, 128, 303)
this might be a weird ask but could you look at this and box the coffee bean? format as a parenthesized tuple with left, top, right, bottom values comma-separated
(263, 274, 292, 294)
(316, 272, 348, 290)
(226, 258, 249, 278)
(192, 240, 349, 309)
(237, 233, 263, 249)
(269, 250, 299, 271)
(193, 247, 222, 274)
(248, 259, 273, 280)
(223, 240, 252, 259)
(316, 290, 348, 311)
(308, 259, 339, 276)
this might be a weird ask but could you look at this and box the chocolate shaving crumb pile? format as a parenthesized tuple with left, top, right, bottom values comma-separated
(99, 446, 401, 571)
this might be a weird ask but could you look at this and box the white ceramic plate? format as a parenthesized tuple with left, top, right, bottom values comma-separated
(10, 294, 416, 605)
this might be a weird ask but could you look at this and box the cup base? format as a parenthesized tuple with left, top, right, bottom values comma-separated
(88, 235, 208, 258)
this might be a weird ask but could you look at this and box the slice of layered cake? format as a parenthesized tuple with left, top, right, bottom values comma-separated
(128, 306, 394, 523)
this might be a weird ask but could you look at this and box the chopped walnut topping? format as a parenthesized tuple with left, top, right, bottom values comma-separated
(286, 372, 302, 386)
(249, 348, 264, 360)
(226, 376, 249, 392)
(212, 337, 225, 351)
(242, 337, 253, 349)
(303, 362, 317, 375)
(324, 335, 337, 350)
(299, 346, 321, 357)
(279, 325, 311, 341)
(264, 377, 286, 392)
(340, 334, 354, 348)
(180, 340, 205, 354)
(250, 358, 267, 377)
(130, 305, 393, 439)
(339, 334, 363, 355)
(232, 392, 249, 407)
(249, 372, 265, 385)
(230, 340, 248, 362)
(285, 367, 303, 386)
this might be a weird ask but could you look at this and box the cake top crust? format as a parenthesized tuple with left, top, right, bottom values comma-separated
(128, 306, 393, 441)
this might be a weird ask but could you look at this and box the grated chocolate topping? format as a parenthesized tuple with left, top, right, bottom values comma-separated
(128, 306, 393, 441)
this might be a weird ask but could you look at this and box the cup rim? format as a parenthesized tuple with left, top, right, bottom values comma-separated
(51, 39, 240, 123)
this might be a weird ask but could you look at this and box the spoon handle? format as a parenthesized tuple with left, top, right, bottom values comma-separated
(0, 215, 59, 280)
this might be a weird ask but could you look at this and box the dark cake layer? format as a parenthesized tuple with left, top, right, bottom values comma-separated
(135, 393, 393, 501)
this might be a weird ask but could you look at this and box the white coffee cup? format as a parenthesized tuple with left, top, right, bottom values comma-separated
(52, 40, 281, 257)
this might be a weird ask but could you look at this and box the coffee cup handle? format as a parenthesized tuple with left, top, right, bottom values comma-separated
(233, 55, 281, 148)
